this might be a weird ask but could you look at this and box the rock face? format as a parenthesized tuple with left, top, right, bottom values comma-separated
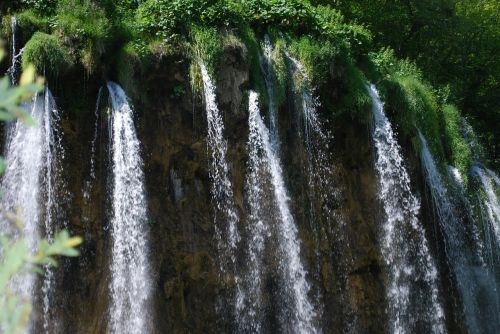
(24, 43, 465, 333)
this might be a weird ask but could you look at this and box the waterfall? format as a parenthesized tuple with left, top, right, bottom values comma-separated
(286, 52, 342, 323)
(419, 132, 499, 333)
(7, 16, 19, 83)
(198, 62, 240, 272)
(6, 15, 25, 84)
(1, 88, 65, 332)
(260, 34, 278, 138)
(486, 168, 500, 187)
(368, 85, 444, 333)
(239, 91, 317, 333)
(458, 119, 499, 271)
(473, 166, 500, 242)
(83, 87, 102, 203)
(471, 166, 500, 273)
(286, 52, 338, 230)
(107, 82, 151, 333)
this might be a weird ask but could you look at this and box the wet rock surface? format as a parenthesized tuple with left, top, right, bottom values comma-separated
(31, 45, 465, 333)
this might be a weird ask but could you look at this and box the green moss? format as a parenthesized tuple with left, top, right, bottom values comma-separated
(289, 36, 340, 87)
(372, 48, 446, 160)
(337, 58, 371, 120)
(53, 0, 109, 71)
(22, 32, 73, 76)
(381, 74, 446, 167)
(443, 104, 472, 184)
(190, 26, 223, 79)
(7, 10, 50, 45)
(188, 25, 226, 97)
(116, 42, 141, 101)
(237, 25, 267, 104)
(189, 61, 203, 97)
(270, 36, 287, 108)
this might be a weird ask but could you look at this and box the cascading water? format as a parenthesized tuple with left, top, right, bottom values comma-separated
(457, 119, 499, 274)
(473, 166, 500, 241)
(198, 62, 240, 272)
(6, 16, 19, 83)
(368, 85, 444, 333)
(419, 132, 499, 333)
(446, 166, 485, 261)
(83, 87, 103, 203)
(239, 91, 317, 333)
(286, 52, 339, 235)
(471, 166, 500, 271)
(6, 15, 25, 85)
(486, 168, 500, 187)
(107, 82, 151, 333)
(286, 52, 344, 324)
(1, 87, 65, 332)
(260, 35, 278, 138)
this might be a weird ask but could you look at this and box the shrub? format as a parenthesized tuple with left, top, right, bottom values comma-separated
(51, 0, 109, 73)
(241, 0, 316, 34)
(54, 0, 109, 41)
(10, 10, 50, 45)
(20, 0, 57, 13)
(370, 47, 422, 80)
(314, 5, 372, 54)
(138, 0, 239, 42)
(22, 32, 73, 75)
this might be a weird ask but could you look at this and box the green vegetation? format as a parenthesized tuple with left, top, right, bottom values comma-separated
(2, 0, 497, 170)
(1, 226, 82, 334)
(325, 0, 500, 168)
(190, 26, 224, 79)
(289, 37, 339, 87)
(22, 32, 72, 75)
(237, 25, 267, 104)
(371, 48, 444, 159)
(443, 104, 472, 183)
(116, 42, 141, 100)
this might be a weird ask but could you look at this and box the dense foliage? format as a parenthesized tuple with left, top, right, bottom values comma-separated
(318, 0, 500, 167)
(0, 0, 497, 169)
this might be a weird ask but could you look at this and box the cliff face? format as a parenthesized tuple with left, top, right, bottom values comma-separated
(26, 43, 464, 333)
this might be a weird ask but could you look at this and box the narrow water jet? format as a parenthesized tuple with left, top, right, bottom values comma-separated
(6, 16, 19, 83)
(107, 82, 151, 333)
(286, 52, 339, 232)
(198, 62, 240, 272)
(473, 166, 500, 242)
(286, 52, 343, 325)
(368, 85, 444, 333)
(83, 86, 102, 203)
(486, 168, 500, 187)
(419, 132, 500, 333)
(240, 91, 317, 333)
(1, 87, 65, 332)
(471, 165, 500, 275)
(457, 121, 499, 270)
(260, 35, 278, 138)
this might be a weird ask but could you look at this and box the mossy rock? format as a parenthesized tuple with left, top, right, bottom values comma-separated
(23, 31, 73, 76)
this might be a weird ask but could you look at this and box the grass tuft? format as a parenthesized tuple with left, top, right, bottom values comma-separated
(22, 31, 73, 76)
